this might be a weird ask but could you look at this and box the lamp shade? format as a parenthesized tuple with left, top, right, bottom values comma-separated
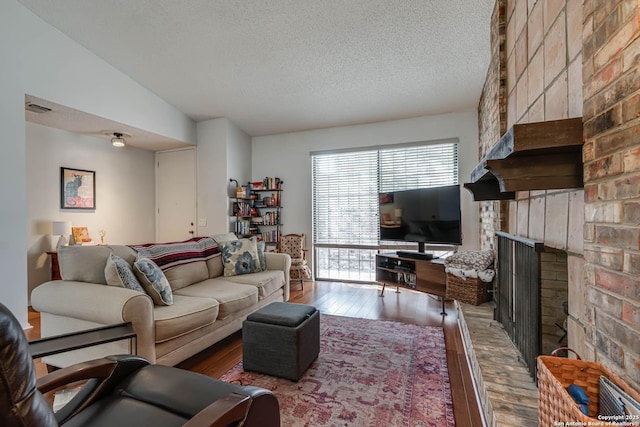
(52, 221, 72, 236)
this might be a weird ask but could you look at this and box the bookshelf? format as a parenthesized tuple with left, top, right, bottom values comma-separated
(231, 177, 283, 250)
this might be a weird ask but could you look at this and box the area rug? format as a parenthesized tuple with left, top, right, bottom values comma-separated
(220, 314, 455, 426)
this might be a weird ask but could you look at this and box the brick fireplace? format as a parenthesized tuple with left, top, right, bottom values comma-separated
(477, 0, 640, 393)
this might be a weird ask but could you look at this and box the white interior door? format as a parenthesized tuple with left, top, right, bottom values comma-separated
(156, 149, 196, 242)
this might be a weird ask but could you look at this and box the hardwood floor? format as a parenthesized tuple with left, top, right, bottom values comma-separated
(28, 281, 484, 426)
(178, 281, 484, 426)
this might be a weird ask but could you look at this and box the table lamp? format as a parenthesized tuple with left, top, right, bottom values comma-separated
(52, 221, 72, 249)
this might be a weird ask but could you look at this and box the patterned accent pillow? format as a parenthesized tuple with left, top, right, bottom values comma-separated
(444, 249, 494, 270)
(133, 257, 173, 305)
(221, 237, 262, 277)
(104, 253, 145, 293)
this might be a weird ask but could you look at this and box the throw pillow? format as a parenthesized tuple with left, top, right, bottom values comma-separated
(257, 240, 267, 271)
(444, 249, 494, 270)
(221, 237, 262, 277)
(104, 253, 145, 293)
(133, 257, 173, 305)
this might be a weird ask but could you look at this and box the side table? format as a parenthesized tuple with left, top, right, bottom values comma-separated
(46, 251, 61, 280)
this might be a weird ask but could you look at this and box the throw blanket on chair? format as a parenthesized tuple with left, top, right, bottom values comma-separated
(130, 237, 220, 270)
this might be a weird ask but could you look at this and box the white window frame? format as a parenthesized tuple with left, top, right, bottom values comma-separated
(311, 139, 459, 282)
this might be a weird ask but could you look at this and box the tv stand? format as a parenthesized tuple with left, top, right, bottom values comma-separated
(375, 253, 447, 315)
(396, 251, 433, 261)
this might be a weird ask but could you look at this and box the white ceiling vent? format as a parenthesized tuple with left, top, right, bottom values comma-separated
(25, 103, 52, 114)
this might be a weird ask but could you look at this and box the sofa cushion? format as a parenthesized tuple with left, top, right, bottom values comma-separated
(206, 253, 224, 279)
(110, 245, 138, 264)
(224, 270, 285, 300)
(58, 245, 138, 284)
(212, 233, 238, 243)
(220, 237, 262, 276)
(104, 253, 145, 292)
(152, 295, 219, 343)
(133, 258, 173, 306)
(58, 245, 113, 284)
(163, 261, 209, 291)
(174, 279, 258, 319)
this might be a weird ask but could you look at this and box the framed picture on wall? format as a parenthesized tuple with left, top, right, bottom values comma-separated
(60, 167, 96, 210)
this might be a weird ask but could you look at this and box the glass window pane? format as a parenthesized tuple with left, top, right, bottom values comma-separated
(312, 141, 458, 282)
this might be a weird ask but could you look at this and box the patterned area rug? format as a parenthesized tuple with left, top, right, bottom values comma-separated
(220, 314, 455, 426)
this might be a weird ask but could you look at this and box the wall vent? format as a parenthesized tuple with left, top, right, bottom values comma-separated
(25, 103, 52, 114)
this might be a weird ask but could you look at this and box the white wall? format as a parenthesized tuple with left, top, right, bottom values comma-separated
(252, 111, 481, 269)
(196, 118, 251, 236)
(26, 123, 156, 299)
(1, 0, 195, 327)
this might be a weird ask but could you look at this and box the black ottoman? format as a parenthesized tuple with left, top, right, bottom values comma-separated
(242, 302, 320, 381)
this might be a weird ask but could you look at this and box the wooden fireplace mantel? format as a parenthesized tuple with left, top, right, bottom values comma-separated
(464, 118, 584, 201)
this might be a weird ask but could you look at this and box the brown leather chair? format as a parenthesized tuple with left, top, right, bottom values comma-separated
(0, 303, 280, 427)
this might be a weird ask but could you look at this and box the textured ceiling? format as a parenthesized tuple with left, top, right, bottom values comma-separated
(19, 0, 494, 140)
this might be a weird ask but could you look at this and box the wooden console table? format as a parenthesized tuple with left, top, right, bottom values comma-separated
(375, 253, 447, 314)
(46, 251, 61, 280)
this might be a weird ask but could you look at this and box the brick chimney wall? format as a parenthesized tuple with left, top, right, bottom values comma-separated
(582, 0, 640, 385)
(478, 0, 508, 252)
(477, 0, 640, 389)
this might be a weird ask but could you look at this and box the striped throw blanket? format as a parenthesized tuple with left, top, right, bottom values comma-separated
(130, 237, 220, 270)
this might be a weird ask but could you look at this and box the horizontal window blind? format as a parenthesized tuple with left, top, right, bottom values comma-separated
(312, 141, 458, 281)
(312, 150, 379, 246)
(378, 144, 458, 192)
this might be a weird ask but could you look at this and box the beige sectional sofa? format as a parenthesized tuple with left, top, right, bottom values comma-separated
(31, 238, 291, 368)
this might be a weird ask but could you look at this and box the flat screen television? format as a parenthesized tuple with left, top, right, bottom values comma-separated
(379, 184, 462, 249)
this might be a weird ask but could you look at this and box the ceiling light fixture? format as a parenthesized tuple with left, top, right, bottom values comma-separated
(111, 132, 126, 147)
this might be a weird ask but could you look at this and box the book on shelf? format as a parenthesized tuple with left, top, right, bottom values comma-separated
(261, 176, 282, 190)
(261, 192, 280, 207)
(234, 201, 252, 217)
(234, 219, 251, 236)
(262, 211, 280, 225)
(251, 181, 266, 190)
(236, 184, 252, 199)
(261, 230, 280, 243)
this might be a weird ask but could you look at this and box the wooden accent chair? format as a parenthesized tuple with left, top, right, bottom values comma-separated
(278, 233, 312, 290)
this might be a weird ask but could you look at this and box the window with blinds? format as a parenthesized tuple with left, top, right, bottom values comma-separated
(311, 141, 458, 282)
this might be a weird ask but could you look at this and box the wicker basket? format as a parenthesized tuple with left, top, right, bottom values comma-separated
(445, 273, 492, 305)
(538, 348, 640, 425)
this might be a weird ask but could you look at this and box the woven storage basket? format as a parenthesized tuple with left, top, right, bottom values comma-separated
(445, 273, 492, 305)
(538, 348, 640, 425)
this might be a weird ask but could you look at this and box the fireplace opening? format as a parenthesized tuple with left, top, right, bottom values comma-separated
(495, 232, 571, 377)
(540, 249, 569, 356)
